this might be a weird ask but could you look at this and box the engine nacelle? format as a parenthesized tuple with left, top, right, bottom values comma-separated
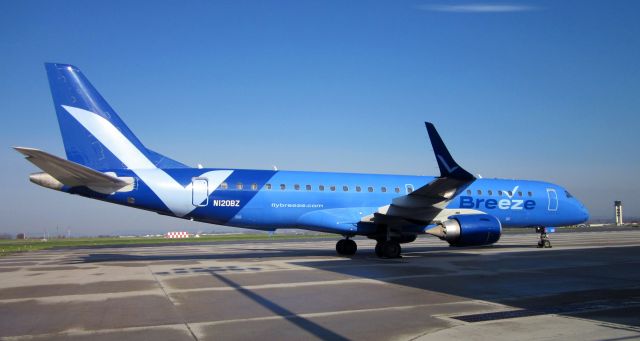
(429, 214, 502, 246)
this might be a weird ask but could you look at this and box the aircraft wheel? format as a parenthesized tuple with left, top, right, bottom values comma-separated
(374, 243, 383, 257)
(381, 241, 401, 258)
(336, 239, 357, 256)
(344, 239, 357, 255)
(543, 240, 552, 248)
(336, 239, 346, 255)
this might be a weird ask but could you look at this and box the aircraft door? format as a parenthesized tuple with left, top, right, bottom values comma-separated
(546, 188, 558, 211)
(192, 177, 209, 207)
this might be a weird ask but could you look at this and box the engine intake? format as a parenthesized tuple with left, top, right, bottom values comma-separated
(426, 214, 502, 246)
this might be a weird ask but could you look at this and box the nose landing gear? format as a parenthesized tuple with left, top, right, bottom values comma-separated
(536, 226, 552, 248)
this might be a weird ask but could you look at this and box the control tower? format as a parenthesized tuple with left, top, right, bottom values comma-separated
(615, 201, 623, 226)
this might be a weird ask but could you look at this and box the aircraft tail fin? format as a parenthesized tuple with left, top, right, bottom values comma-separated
(425, 122, 475, 181)
(44, 63, 187, 170)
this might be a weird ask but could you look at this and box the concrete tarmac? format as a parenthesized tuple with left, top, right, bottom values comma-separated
(1, 229, 640, 340)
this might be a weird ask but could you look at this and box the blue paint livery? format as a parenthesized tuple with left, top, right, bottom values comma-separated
(16, 63, 590, 256)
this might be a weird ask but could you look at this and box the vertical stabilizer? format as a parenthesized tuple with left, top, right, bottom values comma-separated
(45, 63, 186, 170)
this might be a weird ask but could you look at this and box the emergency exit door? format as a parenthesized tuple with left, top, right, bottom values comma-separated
(192, 178, 208, 207)
(546, 188, 558, 211)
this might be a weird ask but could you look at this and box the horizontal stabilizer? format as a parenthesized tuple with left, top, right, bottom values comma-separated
(14, 147, 132, 191)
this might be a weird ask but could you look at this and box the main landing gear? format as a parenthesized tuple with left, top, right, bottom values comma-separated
(336, 238, 357, 256)
(335, 237, 402, 258)
(536, 226, 552, 248)
(375, 240, 401, 258)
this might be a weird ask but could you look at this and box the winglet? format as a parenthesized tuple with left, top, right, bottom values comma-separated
(425, 122, 475, 181)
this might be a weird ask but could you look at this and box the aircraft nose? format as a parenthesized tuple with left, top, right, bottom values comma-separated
(578, 201, 590, 222)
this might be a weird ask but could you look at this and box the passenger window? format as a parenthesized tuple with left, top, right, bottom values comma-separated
(294, 184, 300, 190)
(477, 190, 482, 195)
(330, 186, 336, 192)
(518, 191, 522, 197)
(406, 185, 414, 194)
(368, 186, 374, 192)
(356, 186, 361, 192)
(395, 187, 400, 193)
(381, 186, 387, 193)
(265, 183, 272, 190)
(528, 191, 532, 197)
(466, 189, 471, 195)
(220, 182, 228, 190)
(343, 186, 349, 192)
(498, 190, 503, 196)
(319, 185, 324, 191)
(251, 183, 258, 191)
(236, 182, 243, 190)
(488, 190, 493, 196)
(280, 184, 286, 190)
(306, 184, 311, 191)
(508, 191, 513, 196)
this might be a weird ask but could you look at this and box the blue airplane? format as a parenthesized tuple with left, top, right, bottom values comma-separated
(15, 63, 589, 258)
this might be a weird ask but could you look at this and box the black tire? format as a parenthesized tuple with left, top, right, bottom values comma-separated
(375, 243, 383, 257)
(336, 239, 346, 255)
(344, 239, 357, 256)
(382, 241, 401, 258)
(543, 240, 552, 248)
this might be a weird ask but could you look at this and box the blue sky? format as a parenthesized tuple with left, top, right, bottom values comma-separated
(1, 0, 638, 236)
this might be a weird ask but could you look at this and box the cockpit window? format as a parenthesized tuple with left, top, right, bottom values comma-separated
(565, 190, 573, 198)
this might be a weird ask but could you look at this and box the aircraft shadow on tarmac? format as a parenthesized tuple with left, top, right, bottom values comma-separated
(75, 244, 640, 335)
(296, 246, 640, 330)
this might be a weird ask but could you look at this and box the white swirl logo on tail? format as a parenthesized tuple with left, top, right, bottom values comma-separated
(437, 154, 458, 173)
(62, 105, 231, 217)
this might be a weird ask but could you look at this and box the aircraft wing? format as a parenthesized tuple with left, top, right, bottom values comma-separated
(363, 123, 477, 226)
(14, 147, 132, 190)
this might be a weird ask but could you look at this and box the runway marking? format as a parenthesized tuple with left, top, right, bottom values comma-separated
(187, 300, 484, 326)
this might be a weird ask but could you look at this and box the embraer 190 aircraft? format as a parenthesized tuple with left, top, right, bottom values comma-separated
(15, 63, 589, 258)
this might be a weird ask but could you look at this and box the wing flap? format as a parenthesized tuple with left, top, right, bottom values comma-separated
(14, 147, 132, 189)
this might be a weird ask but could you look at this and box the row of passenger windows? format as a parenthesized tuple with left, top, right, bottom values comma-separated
(466, 189, 533, 197)
(216, 182, 533, 197)
(218, 182, 410, 193)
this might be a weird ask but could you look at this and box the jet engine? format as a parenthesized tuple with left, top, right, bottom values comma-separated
(425, 214, 501, 246)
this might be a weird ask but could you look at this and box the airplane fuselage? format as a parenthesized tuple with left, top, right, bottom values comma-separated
(64, 168, 589, 236)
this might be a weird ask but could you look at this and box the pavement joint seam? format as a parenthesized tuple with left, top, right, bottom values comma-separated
(148, 265, 199, 341)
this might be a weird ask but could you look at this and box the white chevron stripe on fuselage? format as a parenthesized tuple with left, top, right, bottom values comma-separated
(62, 105, 231, 217)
